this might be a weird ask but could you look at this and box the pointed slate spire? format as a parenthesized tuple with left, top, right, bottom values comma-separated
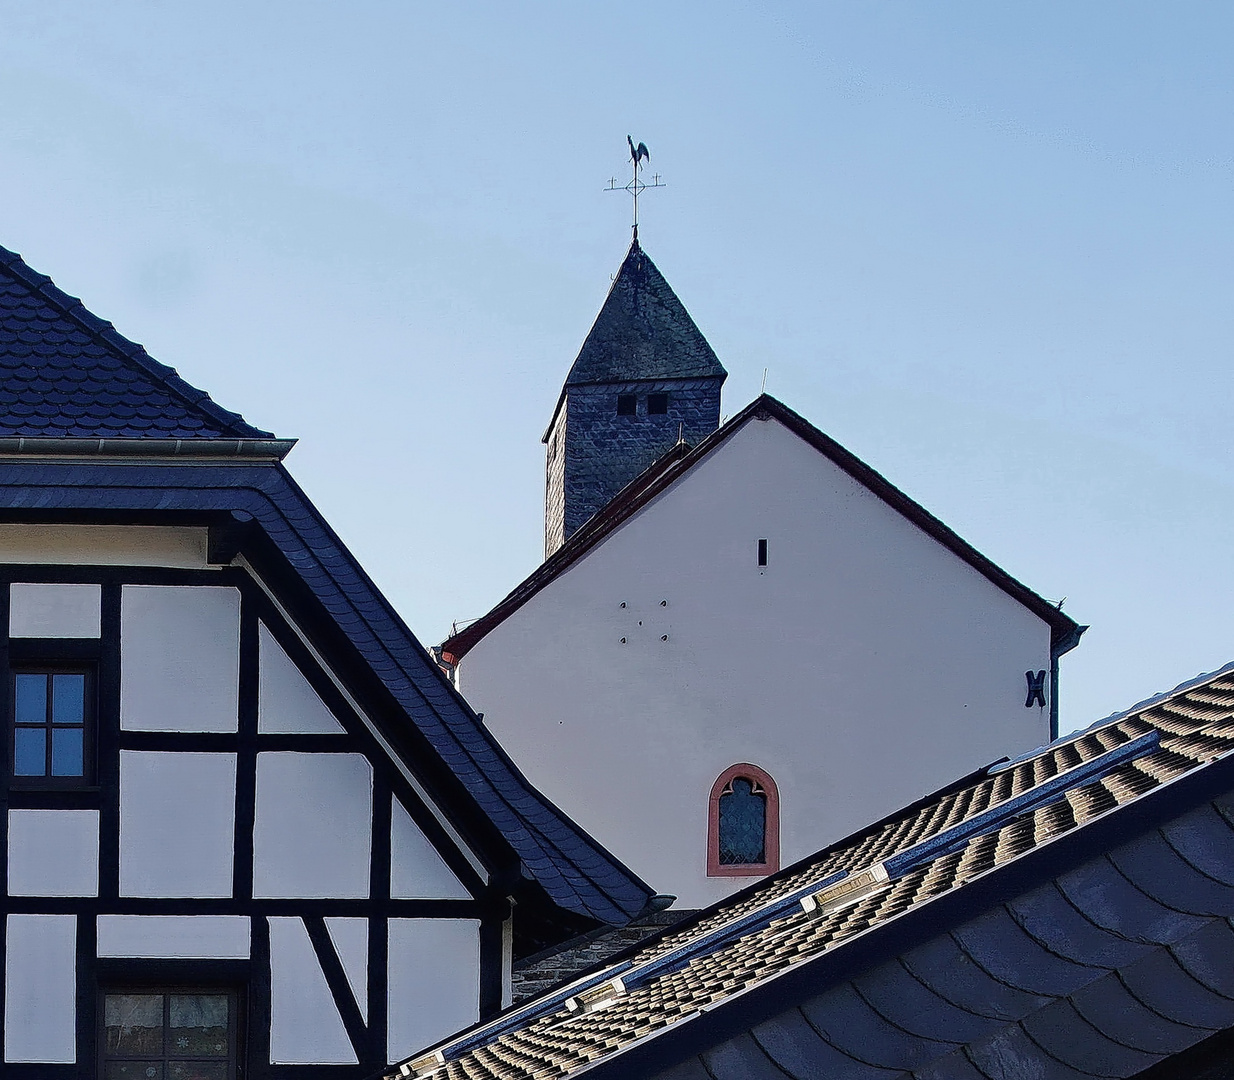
(544, 241, 726, 556)
(0, 244, 274, 441)
(565, 239, 725, 386)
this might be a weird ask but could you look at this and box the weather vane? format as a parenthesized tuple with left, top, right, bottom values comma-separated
(607, 135, 665, 241)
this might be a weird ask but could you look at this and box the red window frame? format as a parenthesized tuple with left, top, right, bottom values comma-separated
(707, 763, 780, 877)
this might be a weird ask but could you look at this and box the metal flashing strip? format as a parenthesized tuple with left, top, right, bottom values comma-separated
(885, 729, 1161, 879)
(612, 873, 846, 997)
(801, 862, 891, 917)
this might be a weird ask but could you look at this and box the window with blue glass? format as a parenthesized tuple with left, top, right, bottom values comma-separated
(718, 777, 767, 864)
(708, 763, 780, 876)
(11, 669, 93, 784)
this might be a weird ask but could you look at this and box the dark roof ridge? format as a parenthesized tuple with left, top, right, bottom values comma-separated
(447, 393, 1081, 661)
(0, 244, 274, 440)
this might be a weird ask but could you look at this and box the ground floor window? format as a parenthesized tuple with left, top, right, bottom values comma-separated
(101, 989, 239, 1080)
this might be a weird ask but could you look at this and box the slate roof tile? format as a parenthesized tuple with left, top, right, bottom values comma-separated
(0, 244, 271, 439)
(563, 240, 725, 388)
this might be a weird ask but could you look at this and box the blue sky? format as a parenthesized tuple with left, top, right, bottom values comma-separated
(1, 2, 1231, 733)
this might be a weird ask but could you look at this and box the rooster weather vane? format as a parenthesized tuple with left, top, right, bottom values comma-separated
(607, 135, 664, 241)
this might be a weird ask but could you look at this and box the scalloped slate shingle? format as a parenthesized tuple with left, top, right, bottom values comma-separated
(0, 245, 272, 439)
(565, 240, 726, 387)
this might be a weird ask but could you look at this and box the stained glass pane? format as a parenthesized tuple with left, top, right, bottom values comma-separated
(106, 1064, 164, 1080)
(14, 727, 46, 776)
(718, 778, 766, 864)
(169, 996, 229, 1057)
(14, 674, 46, 725)
(105, 995, 164, 1055)
(168, 1063, 227, 1080)
(51, 727, 84, 776)
(52, 674, 86, 725)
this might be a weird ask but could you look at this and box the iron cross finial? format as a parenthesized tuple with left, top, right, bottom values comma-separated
(606, 136, 664, 241)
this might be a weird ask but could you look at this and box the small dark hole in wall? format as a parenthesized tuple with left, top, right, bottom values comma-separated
(647, 393, 669, 415)
(617, 394, 637, 416)
(757, 539, 768, 566)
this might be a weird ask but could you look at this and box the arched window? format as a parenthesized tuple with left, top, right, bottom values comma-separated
(707, 764, 780, 877)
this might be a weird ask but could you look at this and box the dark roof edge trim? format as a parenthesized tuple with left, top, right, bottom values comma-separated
(0, 438, 297, 460)
(449, 394, 1080, 661)
(575, 747, 1234, 1080)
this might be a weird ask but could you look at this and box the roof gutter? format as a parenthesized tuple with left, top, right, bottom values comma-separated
(0, 437, 297, 461)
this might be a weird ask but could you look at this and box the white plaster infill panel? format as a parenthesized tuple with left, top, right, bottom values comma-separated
(121, 584, 240, 732)
(5, 914, 77, 1063)
(7, 809, 99, 897)
(387, 919, 480, 1064)
(257, 621, 346, 734)
(325, 917, 369, 1024)
(9, 583, 101, 638)
(0, 524, 209, 567)
(268, 917, 357, 1065)
(253, 753, 372, 899)
(391, 798, 470, 899)
(119, 751, 237, 898)
(97, 915, 251, 959)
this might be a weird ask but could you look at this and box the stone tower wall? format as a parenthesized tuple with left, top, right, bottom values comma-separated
(555, 376, 722, 550)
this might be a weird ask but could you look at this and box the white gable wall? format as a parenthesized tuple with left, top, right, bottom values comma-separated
(461, 416, 1054, 906)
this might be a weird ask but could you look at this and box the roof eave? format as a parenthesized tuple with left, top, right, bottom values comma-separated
(0, 437, 297, 461)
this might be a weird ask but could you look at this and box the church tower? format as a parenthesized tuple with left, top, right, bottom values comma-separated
(543, 239, 727, 557)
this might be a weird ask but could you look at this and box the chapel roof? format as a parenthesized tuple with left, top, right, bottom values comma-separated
(562, 240, 727, 388)
(0, 244, 273, 440)
(388, 660, 1234, 1080)
(446, 395, 1082, 661)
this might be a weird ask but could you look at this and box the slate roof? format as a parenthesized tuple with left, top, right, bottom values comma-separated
(0, 241, 652, 928)
(562, 240, 726, 388)
(387, 662, 1234, 1080)
(0, 244, 272, 439)
(445, 395, 1082, 663)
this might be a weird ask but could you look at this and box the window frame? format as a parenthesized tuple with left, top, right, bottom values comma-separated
(707, 763, 780, 877)
(98, 985, 242, 1080)
(9, 663, 96, 789)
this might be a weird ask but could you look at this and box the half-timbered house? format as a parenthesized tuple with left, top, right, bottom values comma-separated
(0, 244, 654, 1078)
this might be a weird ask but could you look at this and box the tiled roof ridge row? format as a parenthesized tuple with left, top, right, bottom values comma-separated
(1083, 658, 1234, 733)
(0, 244, 274, 440)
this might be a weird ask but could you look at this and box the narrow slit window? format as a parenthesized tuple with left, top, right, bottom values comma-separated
(647, 393, 669, 415)
(757, 539, 768, 566)
(616, 394, 637, 416)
